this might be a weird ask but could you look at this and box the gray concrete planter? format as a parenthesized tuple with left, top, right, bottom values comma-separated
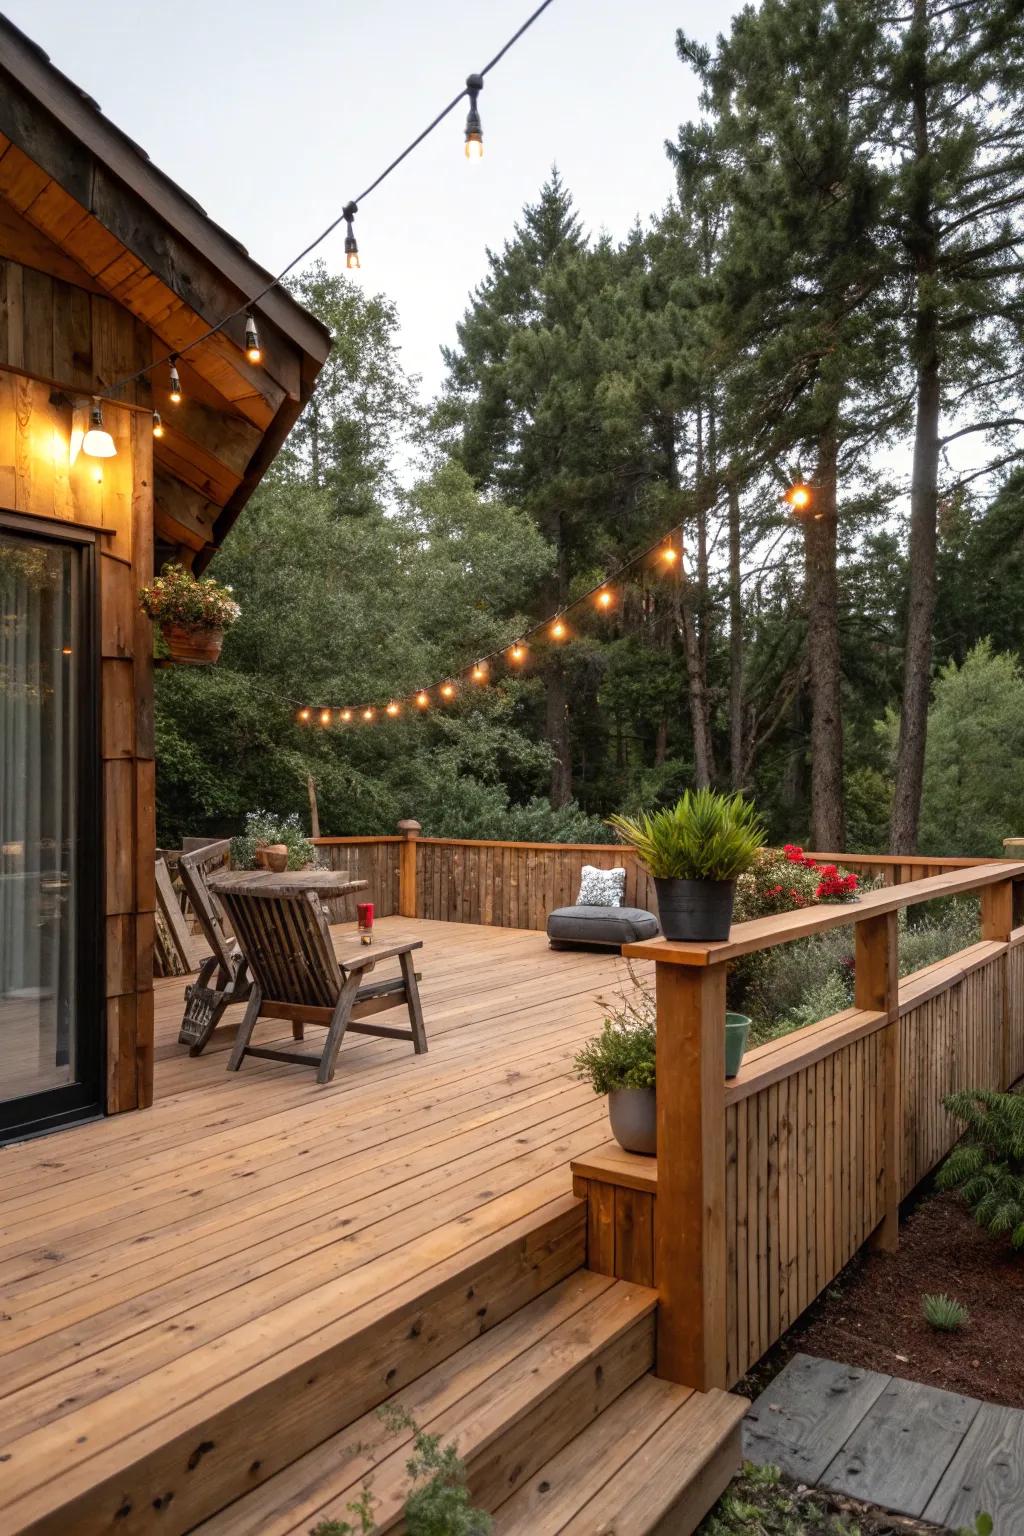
(608, 1086, 656, 1156)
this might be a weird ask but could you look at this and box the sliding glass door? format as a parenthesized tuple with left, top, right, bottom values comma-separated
(0, 517, 101, 1140)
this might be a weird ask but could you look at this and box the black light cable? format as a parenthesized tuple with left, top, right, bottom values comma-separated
(98, 0, 560, 406)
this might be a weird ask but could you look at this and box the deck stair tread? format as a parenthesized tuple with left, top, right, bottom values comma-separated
(194, 1271, 657, 1535)
(492, 1376, 747, 1535)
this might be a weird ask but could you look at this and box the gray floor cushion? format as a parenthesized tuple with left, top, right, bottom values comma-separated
(546, 905, 660, 950)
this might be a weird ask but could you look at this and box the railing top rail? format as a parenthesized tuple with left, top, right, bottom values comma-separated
(312, 836, 404, 845)
(804, 851, 989, 868)
(623, 860, 1024, 968)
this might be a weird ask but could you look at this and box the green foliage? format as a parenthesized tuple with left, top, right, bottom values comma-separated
(733, 849, 823, 922)
(138, 564, 240, 630)
(608, 790, 765, 882)
(898, 900, 980, 978)
(574, 971, 656, 1094)
(229, 810, 314, 871)
(916, 643, 1024, 858)
(938, 1089, 1024, 1250)
(921, 1292, 970, 1332)
(698, 1460, 866, 1534)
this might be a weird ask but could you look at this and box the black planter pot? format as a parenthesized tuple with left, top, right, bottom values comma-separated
(653, 877, 736, 942)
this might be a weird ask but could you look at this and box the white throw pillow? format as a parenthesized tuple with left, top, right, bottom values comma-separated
(576, 865, 626, 907)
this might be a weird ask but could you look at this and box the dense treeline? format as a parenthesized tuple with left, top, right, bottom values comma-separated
(156, 0, 1024, 857)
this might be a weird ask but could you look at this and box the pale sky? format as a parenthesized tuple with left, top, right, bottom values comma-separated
(15, 0, 733, 397)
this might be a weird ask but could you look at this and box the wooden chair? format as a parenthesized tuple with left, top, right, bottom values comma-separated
(174, 840, 253, 1055)
(213, 882, 426, 1083)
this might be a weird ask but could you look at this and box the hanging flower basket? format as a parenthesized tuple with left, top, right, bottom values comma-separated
(139, 563, 240, 667)
(160, 623, 225, 665)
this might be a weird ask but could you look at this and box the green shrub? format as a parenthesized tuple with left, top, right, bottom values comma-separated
(899, 898, 980, 976)
(938, 1089, 1024, 1249)
(230, 808, 314, 870)
(574, 970, 656, 1094)
(608, 788, 765, 881)
(921, 1292, 970, 1331)
(729, 930, 854, 1039)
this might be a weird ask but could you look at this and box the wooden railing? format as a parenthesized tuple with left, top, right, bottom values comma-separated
(313, 828, 987, 928)
(605, 861, 1024, 1392)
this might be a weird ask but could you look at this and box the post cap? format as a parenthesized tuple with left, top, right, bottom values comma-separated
(397, 819, 422, 835)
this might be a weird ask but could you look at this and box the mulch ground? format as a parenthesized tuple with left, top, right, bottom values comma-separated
(744, 1186, 1024, 1411)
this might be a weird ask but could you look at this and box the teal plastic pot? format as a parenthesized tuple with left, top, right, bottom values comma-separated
(725, 1012, 750, 1079)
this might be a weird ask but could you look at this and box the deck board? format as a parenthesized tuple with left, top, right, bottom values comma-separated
(0, 918, 639, 1525)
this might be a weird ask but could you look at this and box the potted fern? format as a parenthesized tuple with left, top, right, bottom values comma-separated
(608, 788, 765, 942)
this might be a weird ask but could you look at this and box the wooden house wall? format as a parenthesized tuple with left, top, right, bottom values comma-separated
(0, 257, 156, 1113)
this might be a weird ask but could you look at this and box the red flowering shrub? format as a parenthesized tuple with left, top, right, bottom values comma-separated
(734, 845, 859, 922)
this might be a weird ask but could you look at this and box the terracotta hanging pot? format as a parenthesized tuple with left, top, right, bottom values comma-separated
(161, 623, 224, 665)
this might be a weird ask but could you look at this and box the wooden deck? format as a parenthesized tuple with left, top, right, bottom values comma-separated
(0, 917, 690, 1533)
(745, 1352, 1024, 1529)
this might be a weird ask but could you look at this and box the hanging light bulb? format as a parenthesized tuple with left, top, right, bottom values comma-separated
(298, 707, 311, 723)
(441, 681, 456, 700)
(81, 397, 117, 459)
(508, 641, 527, 664)
(596, 588, 614, 609)
(464, 73, 484, 160)
(362, 707, 375, 722)
(319, 708, 332, 726)
(341, 708, 353, 723)
(169, 358, 182, 403)
(471, 661, 488, 682)
(660, 544, 679, 566)
(415, 690, 430, 709)
(244, 311, 262, 365)
(550, 617, 568, 641)
(785, 481, 814, 517)
(387, 701, 400, 717)
(152, 411, 164, 439)
(343, 202, 360, 270)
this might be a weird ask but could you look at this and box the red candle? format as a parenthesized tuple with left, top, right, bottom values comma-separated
(357, 901, 375, 944)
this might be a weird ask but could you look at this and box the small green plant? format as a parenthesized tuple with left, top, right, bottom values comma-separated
(573, 968, 656, 1094)
(230, 809, 314, 871)
(608, 788, 765, 882)
(957, 1516, 993, 1536)
(310, 1406, 491, 1536)
(138, 562, 241, 631)
(921, 1292, 970, 1331)
(938, 1088, 1024, 1248)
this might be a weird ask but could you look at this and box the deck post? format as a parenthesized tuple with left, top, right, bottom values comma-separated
(652, 957, 728, 1391)
(981, 878, 1014, 1089)
(397, 819, 421, 919)
(855, 911, 900, 1252)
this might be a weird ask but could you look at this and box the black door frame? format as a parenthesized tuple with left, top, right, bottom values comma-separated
(0, 510, 104, 1141)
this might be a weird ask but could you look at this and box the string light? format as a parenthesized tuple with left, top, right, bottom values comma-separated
(81, 397, 117, 459)
(168, 359, 182, 404)
(341, 708, 353, 722)
(152, 411, 164, 439)
(320, 708, 332, 726)
(296, 510, 692, 723)
(298, 707, 311, 722)
(244, 312, 262, 365)
(785, 482, 814, 518)
(464, 73, 484, 160)
(86, 1, 559, 414)
(343, 203, 360, 270)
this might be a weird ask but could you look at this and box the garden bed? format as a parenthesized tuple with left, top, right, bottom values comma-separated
(745, 1188, 1024, 1411)
(698, 1462, 960, 1535)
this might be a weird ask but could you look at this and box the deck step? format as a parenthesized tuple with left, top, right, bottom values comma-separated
(0, 1197, 586, 1536)
(493, 1375, 748, 1534)
(195, 1271, 658, 1536)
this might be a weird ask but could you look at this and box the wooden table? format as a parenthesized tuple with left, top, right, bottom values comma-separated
(208, 870, 368, 896)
